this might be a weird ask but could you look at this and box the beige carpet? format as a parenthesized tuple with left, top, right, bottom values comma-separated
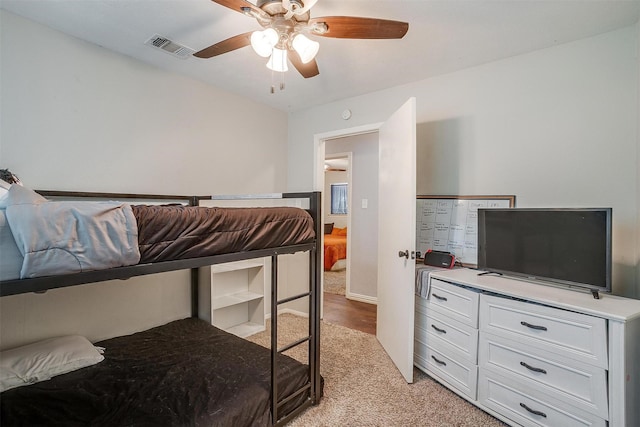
(323, 270, 346, 296)
(248, 314, 506, 427)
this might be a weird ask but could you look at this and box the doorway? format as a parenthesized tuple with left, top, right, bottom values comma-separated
(320, 132, 379, 306)
(317, 126, 381, 334)
(322, 151, 377, 334)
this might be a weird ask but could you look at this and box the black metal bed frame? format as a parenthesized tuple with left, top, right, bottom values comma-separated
(0, 190, 322, 426)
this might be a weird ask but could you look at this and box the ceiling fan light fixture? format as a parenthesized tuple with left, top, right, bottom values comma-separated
(250, 28, 278, 57)
(266, 48, 288, 72)
(292, 34, 319, 64)
(196, 1, 409, 81)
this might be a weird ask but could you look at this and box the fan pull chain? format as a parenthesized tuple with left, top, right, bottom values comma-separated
(269, 69, 286, 94)
(280, 52, 286, 90)
(270, 68, 275, 93)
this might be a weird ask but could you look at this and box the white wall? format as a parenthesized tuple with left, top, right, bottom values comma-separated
(0, 11, 288, 195)
(289, 26, 639, 298)
(0, 10, 289, 348)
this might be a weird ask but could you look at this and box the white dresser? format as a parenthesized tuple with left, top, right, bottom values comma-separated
(414, 278, 480, 399)
(414, 268, 640, 427)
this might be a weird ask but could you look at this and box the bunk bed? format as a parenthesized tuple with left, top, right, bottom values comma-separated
(0, 186, 322, 427)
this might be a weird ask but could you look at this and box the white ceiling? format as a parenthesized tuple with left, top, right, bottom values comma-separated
(3, 0, 639, 112)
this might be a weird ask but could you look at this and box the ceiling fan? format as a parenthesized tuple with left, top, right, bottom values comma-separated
(193, 0, 409, 79)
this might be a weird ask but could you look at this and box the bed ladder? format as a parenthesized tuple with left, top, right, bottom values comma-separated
(270, 192, 322, 426)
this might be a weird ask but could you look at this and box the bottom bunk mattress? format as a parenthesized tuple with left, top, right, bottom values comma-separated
(1, 318, 313, 426)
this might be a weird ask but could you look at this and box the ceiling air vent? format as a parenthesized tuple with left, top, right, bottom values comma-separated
(145, 34, 194, 59)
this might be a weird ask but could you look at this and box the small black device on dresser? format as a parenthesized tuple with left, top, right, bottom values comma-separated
(423, 250, 456, 269)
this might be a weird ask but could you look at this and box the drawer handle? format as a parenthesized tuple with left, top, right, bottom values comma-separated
(431, 355, 447, 366)
(519, 402, 547, 418)
(520, 321, 547, 331)
(520, 361, 547, 374)
(432, 293, 448, 302)
(431, 324, 447, 334)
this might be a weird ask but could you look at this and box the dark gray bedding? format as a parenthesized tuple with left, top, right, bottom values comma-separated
(0, 319, 313, 426)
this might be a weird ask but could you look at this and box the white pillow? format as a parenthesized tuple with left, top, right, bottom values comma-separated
(0, 335, 105, 392)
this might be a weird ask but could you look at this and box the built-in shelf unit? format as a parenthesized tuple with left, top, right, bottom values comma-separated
(199, 258, 268, 338)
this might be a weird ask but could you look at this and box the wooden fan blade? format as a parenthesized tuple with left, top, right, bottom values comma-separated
(309, 16, 408, 39)
(289, 51, 320, 78)
(211, 0, 263, 16)
(194, 32, 252, 58)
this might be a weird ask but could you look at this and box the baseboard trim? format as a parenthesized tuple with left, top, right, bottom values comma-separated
(346, 292, 377, 305)
(266, 308, 309, 319)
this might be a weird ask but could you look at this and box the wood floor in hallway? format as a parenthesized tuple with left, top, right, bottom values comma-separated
(322, 292, 377, 335)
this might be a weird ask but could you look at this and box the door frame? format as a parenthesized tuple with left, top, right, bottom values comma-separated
(313, 123, 382, 192)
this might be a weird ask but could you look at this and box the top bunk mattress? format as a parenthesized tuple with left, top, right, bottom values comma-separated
(1, 185, 315, 280)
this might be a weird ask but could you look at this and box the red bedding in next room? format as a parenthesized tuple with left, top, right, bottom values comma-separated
(324, 228, 347, 271)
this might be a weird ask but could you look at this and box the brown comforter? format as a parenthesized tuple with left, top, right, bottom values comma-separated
(0, 318, 314, 426)
(132, 205, 316, 263)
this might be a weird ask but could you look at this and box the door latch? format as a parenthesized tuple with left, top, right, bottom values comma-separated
(398, 250, 416, 259)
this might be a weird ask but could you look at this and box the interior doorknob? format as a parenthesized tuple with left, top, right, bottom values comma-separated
(398, 250, 409, 259)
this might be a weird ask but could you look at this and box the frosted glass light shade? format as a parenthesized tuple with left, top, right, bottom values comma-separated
(292, 34, 319, 64)
(250, 28, 278, 57)
(266, 48, 288, 72)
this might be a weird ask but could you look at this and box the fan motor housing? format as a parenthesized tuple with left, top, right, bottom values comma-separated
(258, 0, 310, 22)
(258, 0, 302, 8)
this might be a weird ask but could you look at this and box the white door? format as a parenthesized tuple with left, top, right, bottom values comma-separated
(376, 98, 417, 383)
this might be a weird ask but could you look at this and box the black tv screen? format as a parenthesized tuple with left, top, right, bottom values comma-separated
(477, 208, 612, 293)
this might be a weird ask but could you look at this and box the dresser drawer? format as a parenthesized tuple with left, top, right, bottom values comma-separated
(414, 339, 478, 399)
(480, 294, 607, 368)
(478, 369, 606, 427)
(415, 307, 478, 363)
(479, 332, 608, 419)
(426, 279, 480, 328)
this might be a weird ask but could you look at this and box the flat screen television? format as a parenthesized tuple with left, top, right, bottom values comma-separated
(477, 208, 612, 294)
